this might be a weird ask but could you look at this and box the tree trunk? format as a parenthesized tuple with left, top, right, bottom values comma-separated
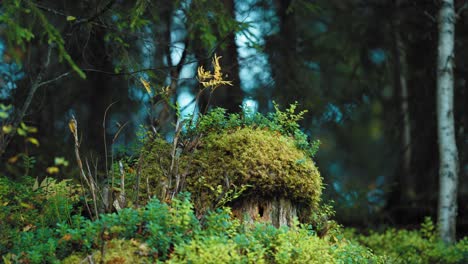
(268, 0, 300, 106)
(396, 32, 412, 197)
(436, 0, 459, 244)
(391, 3, 413, 202)
(198, 0, 243, 113)
(231, 197, 298, 227)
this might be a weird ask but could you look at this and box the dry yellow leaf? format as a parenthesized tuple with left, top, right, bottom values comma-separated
(46, 166, 60, 174)
(139, 78, 152, 95)
(8, 155, 19, 164)
(69, 117, 78, 142)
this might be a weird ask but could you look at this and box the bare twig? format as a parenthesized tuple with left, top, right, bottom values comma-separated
(103, 102, 118, 180)
(36, 71, 72, 88)
(118, 160, 126, 209)
(111, 121, 130, 143)
(70, 115, 100, 220)
(171, 120, 183, 199)
(134, 156, 143, 207)
(85, 159, 100, 219)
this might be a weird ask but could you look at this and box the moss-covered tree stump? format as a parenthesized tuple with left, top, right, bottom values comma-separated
(140, 126, 323, 227)
(231, 197, 300, 227)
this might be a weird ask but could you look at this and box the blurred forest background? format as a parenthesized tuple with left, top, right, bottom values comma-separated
(1, 0, 467, 236)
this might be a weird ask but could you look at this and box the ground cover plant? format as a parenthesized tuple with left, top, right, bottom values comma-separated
(3, 193, 386, 263)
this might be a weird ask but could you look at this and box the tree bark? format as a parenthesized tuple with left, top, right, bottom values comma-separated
(391, 2, 413, 201)
(231, 197, 298, 227)
(216, 0, 242, 113)
(268, 0, 300, 106)
(197, 0, 243, 113)
(436, 0, 459, 244)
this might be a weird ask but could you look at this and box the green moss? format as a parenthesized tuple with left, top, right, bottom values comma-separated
(187, 127, 322, 211)
(62, 239, 150, 263)
(141, 127, 322, 215)
(139, 136, 172, 201)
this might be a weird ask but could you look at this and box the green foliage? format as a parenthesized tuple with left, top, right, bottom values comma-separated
(5, 191, 468, 264)
(186, 0, 243, 50)
(0, 0, 35, 58)
(0, 103, 12, 120)
(347, 218, 468, 264)
(187, 102, 320, 158)
(309, 201, 342, 240)
(165, 205, 385, 264)
(1, 0, 85, 78)
(2, 194, 383, 263)
(61, 239, 149, 264)
(272, 227, 384, 264)
(0, 176, 80, 256)
(138, 135, 173, 200)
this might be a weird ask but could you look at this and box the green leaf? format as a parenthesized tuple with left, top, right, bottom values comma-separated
(54, 157, 69, 167)
(0, 104, 12, 111)
(2, 125, 13, 134)
(66, 16, 76, 21)
(33, 177, 39, 191)
(26, 126, 38, 133)
(17, 127, 27, 136)
(26, 137, 40, 146)
(20, 122, 27, 130)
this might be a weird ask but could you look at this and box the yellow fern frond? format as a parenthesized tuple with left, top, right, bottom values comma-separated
(197, 66, 212, 81)
(196, 54, 233, 90)
(213, 54, 222, 81)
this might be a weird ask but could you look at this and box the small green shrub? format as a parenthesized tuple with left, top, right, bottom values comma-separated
(0, 176, 79, 256)
(347, 218, 468, 264)
(185, 103, 320, 158)
(168, 236, 244, 264)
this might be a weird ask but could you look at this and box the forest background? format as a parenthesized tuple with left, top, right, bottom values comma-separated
(1, 0, 467, 244)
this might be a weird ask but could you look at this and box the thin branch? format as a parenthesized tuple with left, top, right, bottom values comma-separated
(73, 0, 117, 27)
(118, 160, 126, 209)
(85, 159, 100, 219)
(112, 121, 130, 143)
(80, 58, 203, 76)
(0, 44, 53, 157)
(33, 0, 117, 25)
(33, 2, 68, 17)
(103, 101, 118, 180)
(36, 71, 71, 88)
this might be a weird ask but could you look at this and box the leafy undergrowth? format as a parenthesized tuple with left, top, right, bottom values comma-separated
(1, 176, 467, 263)
(1, 191, 381, 263)
(345, 219, 468, 264)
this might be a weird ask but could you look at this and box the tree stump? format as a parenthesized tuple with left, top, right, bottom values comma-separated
(231, 197, 298, 227)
